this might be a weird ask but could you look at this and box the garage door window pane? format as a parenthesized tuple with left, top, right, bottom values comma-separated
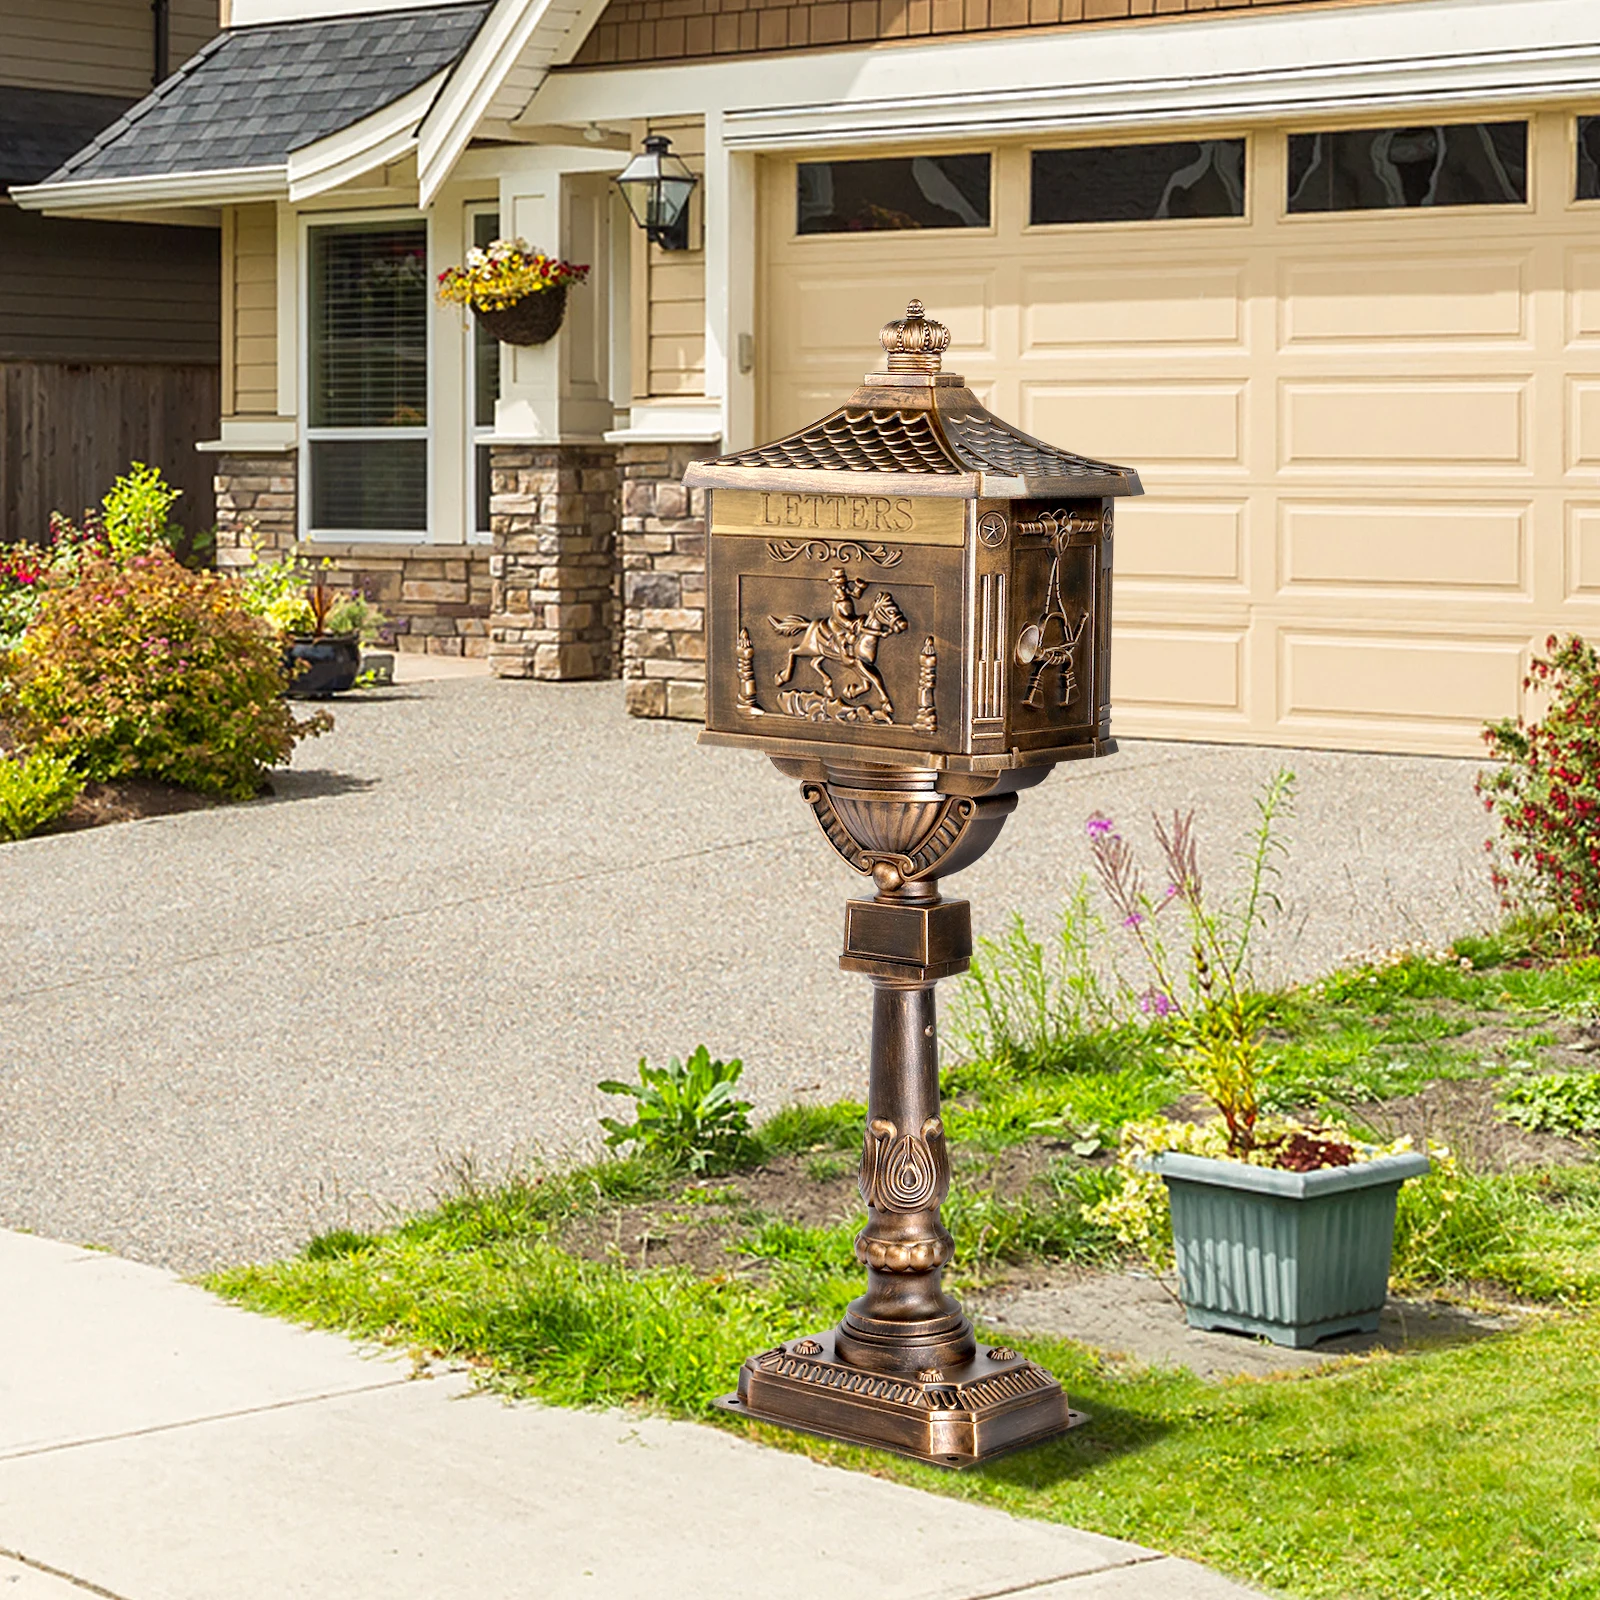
(797, 156, 990, 233)
(1288, 123, 1526, 212)
(1579, 118, 1600, 200)
(1030, 140, 1245, 224)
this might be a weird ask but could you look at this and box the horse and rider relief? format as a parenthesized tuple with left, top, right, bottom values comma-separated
(763, 568, 909, 725)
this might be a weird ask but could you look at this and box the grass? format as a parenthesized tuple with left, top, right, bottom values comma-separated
(208, 941, 1600, 1600)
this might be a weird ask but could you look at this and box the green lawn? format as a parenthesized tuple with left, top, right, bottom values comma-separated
(209, 945, 1600, 1600)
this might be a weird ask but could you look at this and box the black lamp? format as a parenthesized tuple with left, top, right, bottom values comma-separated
(615, 135, 699, 251)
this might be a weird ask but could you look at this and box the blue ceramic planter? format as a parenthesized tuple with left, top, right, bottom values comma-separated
(1148, 1150, 1431, 1348)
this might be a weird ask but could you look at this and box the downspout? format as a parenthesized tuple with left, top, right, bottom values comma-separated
(152, 0, 170, 85)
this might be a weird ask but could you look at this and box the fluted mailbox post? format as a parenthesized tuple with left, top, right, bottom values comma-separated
(688, 301, 1142, 1467)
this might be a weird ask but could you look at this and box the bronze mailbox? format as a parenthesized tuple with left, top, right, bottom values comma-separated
(697, 300, 1137, 777)
(686, 302, 1142, 1468)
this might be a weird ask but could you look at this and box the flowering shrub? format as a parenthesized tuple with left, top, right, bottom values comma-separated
(436, 238, 589, 313)
(0, 749, 83, 842)
(7, 551, 330, 798)
(1479, 634, 1600, 950)
(1086, 770, 1296, 1156)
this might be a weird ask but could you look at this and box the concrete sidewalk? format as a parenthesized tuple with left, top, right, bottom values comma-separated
(0, 1228, 1258, 1600)
(0, 677, 1493, 1275)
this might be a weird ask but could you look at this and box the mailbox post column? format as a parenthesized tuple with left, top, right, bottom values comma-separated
(689, 301, 1141, 1467)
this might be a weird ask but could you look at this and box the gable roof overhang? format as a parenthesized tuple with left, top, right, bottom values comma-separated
(9, 1, 504, 217)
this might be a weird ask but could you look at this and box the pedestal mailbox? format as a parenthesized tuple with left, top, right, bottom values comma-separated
(687, 301, 1142, 1467)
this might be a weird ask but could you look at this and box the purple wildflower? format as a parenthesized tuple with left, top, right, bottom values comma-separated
(1139, 988, 1175, 1018)
(1085, 815, 1115, 838)
(1123, 912, 1143, 929)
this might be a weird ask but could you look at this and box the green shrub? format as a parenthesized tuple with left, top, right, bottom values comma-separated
(101, 462, 183, 559)
(598, 1046, 755, 1174)
(0, 749, 83, 841)
(6, 551, 330, 799)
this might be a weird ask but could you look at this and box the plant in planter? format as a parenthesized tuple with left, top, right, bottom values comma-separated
(1084, 773, 1432, 1347)
(435, 237, 589, 347)
(235, 545, 387, 699)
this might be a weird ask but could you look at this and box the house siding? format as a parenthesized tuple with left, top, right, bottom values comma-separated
(0, 208, 218, 363)
(636, 118, 707, 399)
(226, 203, 278, 417)
(573, 0, 1385, 66)
(0, 0, 217, 97)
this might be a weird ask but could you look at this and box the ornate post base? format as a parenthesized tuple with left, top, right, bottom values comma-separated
(716, 765, 1084, 1469)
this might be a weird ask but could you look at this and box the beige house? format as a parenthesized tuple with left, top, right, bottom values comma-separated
(15, 0, 1600, 753)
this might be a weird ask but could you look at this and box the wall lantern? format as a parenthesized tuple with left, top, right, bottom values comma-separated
(615, 135, 699, 251)
(686, 300, 1143, 1468)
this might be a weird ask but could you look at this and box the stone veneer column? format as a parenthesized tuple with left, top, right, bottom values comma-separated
(212, 450, 297, 570)
(618, 440, 716, 721)
(488, 444, 620, 679)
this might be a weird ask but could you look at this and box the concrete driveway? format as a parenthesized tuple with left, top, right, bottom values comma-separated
(0, 677, 1492, 1272)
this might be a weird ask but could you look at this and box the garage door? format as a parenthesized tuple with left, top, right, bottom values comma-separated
(759, 110, 1600, 756)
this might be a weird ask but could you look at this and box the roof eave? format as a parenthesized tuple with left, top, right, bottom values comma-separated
(10, 165, 288, 214)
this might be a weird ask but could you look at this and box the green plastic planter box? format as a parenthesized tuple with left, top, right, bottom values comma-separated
(1147, 1150, 1431, 1348)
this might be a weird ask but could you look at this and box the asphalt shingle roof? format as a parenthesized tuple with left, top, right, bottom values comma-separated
(41, 2, 492, 186)
(0, 88, 137, 187)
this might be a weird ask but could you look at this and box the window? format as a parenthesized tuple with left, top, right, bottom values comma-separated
(305, 220, 429, 535)
(469, 208, 499, 543)
(1578, 117, 1600, 201)
(1030, 139, 1245, 225)
(796, 155, 990, 234)
(1287, 122, 1526, 213)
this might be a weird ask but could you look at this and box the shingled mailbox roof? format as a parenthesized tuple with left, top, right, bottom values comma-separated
(37, 1, 491, 188)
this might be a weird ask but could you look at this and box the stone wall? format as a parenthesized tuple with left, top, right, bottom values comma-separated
(619, 440, 715, 721)
(488, 443, 620, 679)
(211, 449, 492, 655)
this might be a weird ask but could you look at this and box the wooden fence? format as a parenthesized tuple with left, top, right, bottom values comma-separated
(0, 360, 221, 546)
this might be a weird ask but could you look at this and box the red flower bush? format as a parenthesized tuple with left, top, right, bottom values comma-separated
(1479, 634, 1600, 949)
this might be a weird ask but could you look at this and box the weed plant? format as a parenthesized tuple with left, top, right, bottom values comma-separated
(1499, 1071, 1600, 1139)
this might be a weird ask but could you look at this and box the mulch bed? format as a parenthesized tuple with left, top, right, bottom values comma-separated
(47, 778, 220, 834)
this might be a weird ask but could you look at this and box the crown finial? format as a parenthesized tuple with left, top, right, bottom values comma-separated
(879, 299, 950, 373)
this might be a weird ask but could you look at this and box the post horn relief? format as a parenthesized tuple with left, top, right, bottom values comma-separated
(735, 565, 934, 731)
(1013, 508, 1105, 713)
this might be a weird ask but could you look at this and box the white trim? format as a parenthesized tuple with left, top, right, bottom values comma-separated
(525, 0, 1600, 145)
(604, 399, 723, 444)
(196, 418, 298, 453)
(286, 73, 447, 202)
(416, 0, 614, 210)
(11, 166, 286, 214)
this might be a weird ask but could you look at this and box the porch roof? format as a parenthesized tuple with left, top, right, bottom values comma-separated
(33, 2, 491, 189)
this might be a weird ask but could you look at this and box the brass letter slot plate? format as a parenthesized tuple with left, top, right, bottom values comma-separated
(712, 489, 965, 546)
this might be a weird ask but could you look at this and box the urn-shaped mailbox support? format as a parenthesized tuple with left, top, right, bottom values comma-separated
(689, 301, 1142, 1468)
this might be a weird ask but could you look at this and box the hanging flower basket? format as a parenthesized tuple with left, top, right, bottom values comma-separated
(437, 238, 589, 348)
(473, 283, 569, 347)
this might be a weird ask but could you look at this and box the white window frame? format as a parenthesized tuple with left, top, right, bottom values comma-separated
(299, 207, 434, 544)
(465, 201, 499, 546)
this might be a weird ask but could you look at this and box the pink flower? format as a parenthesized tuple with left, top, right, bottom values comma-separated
(1085, 815, 1115, 837)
